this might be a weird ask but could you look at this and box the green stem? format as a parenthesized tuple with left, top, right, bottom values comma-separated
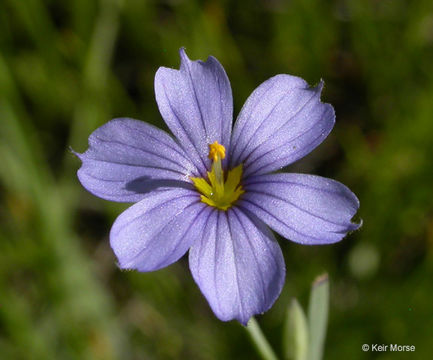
(245, 318, 279, 360)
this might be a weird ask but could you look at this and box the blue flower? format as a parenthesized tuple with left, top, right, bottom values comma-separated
(76, 48, 360, 324)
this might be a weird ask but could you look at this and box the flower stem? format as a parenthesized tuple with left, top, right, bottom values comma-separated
(245, 318, 279, 360)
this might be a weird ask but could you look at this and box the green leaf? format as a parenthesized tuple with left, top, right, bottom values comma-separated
(283, 298, 309, 360)
(307, 274, 330, 360)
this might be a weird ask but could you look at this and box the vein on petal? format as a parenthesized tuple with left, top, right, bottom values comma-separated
(161, 82, 209, 176)
(246, 122, 332, 176)
(112, 193, 197, 235)
(234, 86, 317, 166)
(232, 208, 267, 306)
(92, 136, 191, 172)
(230, 79, 277, 161)
(243, 103, 331, 172)
(239, 199, 330, 243)
(246, 189, 354, 227)
(225, 211, 246, 323)
(125, 200, 203, 267)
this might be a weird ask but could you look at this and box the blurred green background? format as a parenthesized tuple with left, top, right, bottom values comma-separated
(1, 0, 433, 359)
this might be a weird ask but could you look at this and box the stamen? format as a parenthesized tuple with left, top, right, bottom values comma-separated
(208, 141, 226, 162)
(209, 141, 224, 190)
(191, 141, 244, 211)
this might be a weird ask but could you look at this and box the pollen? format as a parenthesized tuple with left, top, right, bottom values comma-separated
(208, 141, 226, 162)
(191, 141, 244, 211)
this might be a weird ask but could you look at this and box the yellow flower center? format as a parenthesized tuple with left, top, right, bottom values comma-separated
(191, 141, 244, 211)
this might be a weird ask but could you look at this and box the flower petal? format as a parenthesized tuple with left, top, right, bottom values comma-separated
(76, 118, 197, 202)
(240, 174, 361, 245)
(110, 188, 208, 272)
(155, 48, 233, 175)
(230, 75, 335, 177)
(189, 208, 285, 324)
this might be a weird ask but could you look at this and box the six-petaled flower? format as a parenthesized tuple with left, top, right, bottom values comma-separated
(76, 48, 360, 324)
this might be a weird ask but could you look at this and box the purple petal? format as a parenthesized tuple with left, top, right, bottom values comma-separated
(240, 174, 361, 245)
(110, 188, 207, 271)
(189, 207, 285, 325)
(230, 75, 335, 177)
(76, 118, 197, 202)
(154, 48, 233, 175)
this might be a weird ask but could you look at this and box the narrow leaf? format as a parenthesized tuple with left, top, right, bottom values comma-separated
(307, 274, 329, 360)
(283, 298, 308, 360)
